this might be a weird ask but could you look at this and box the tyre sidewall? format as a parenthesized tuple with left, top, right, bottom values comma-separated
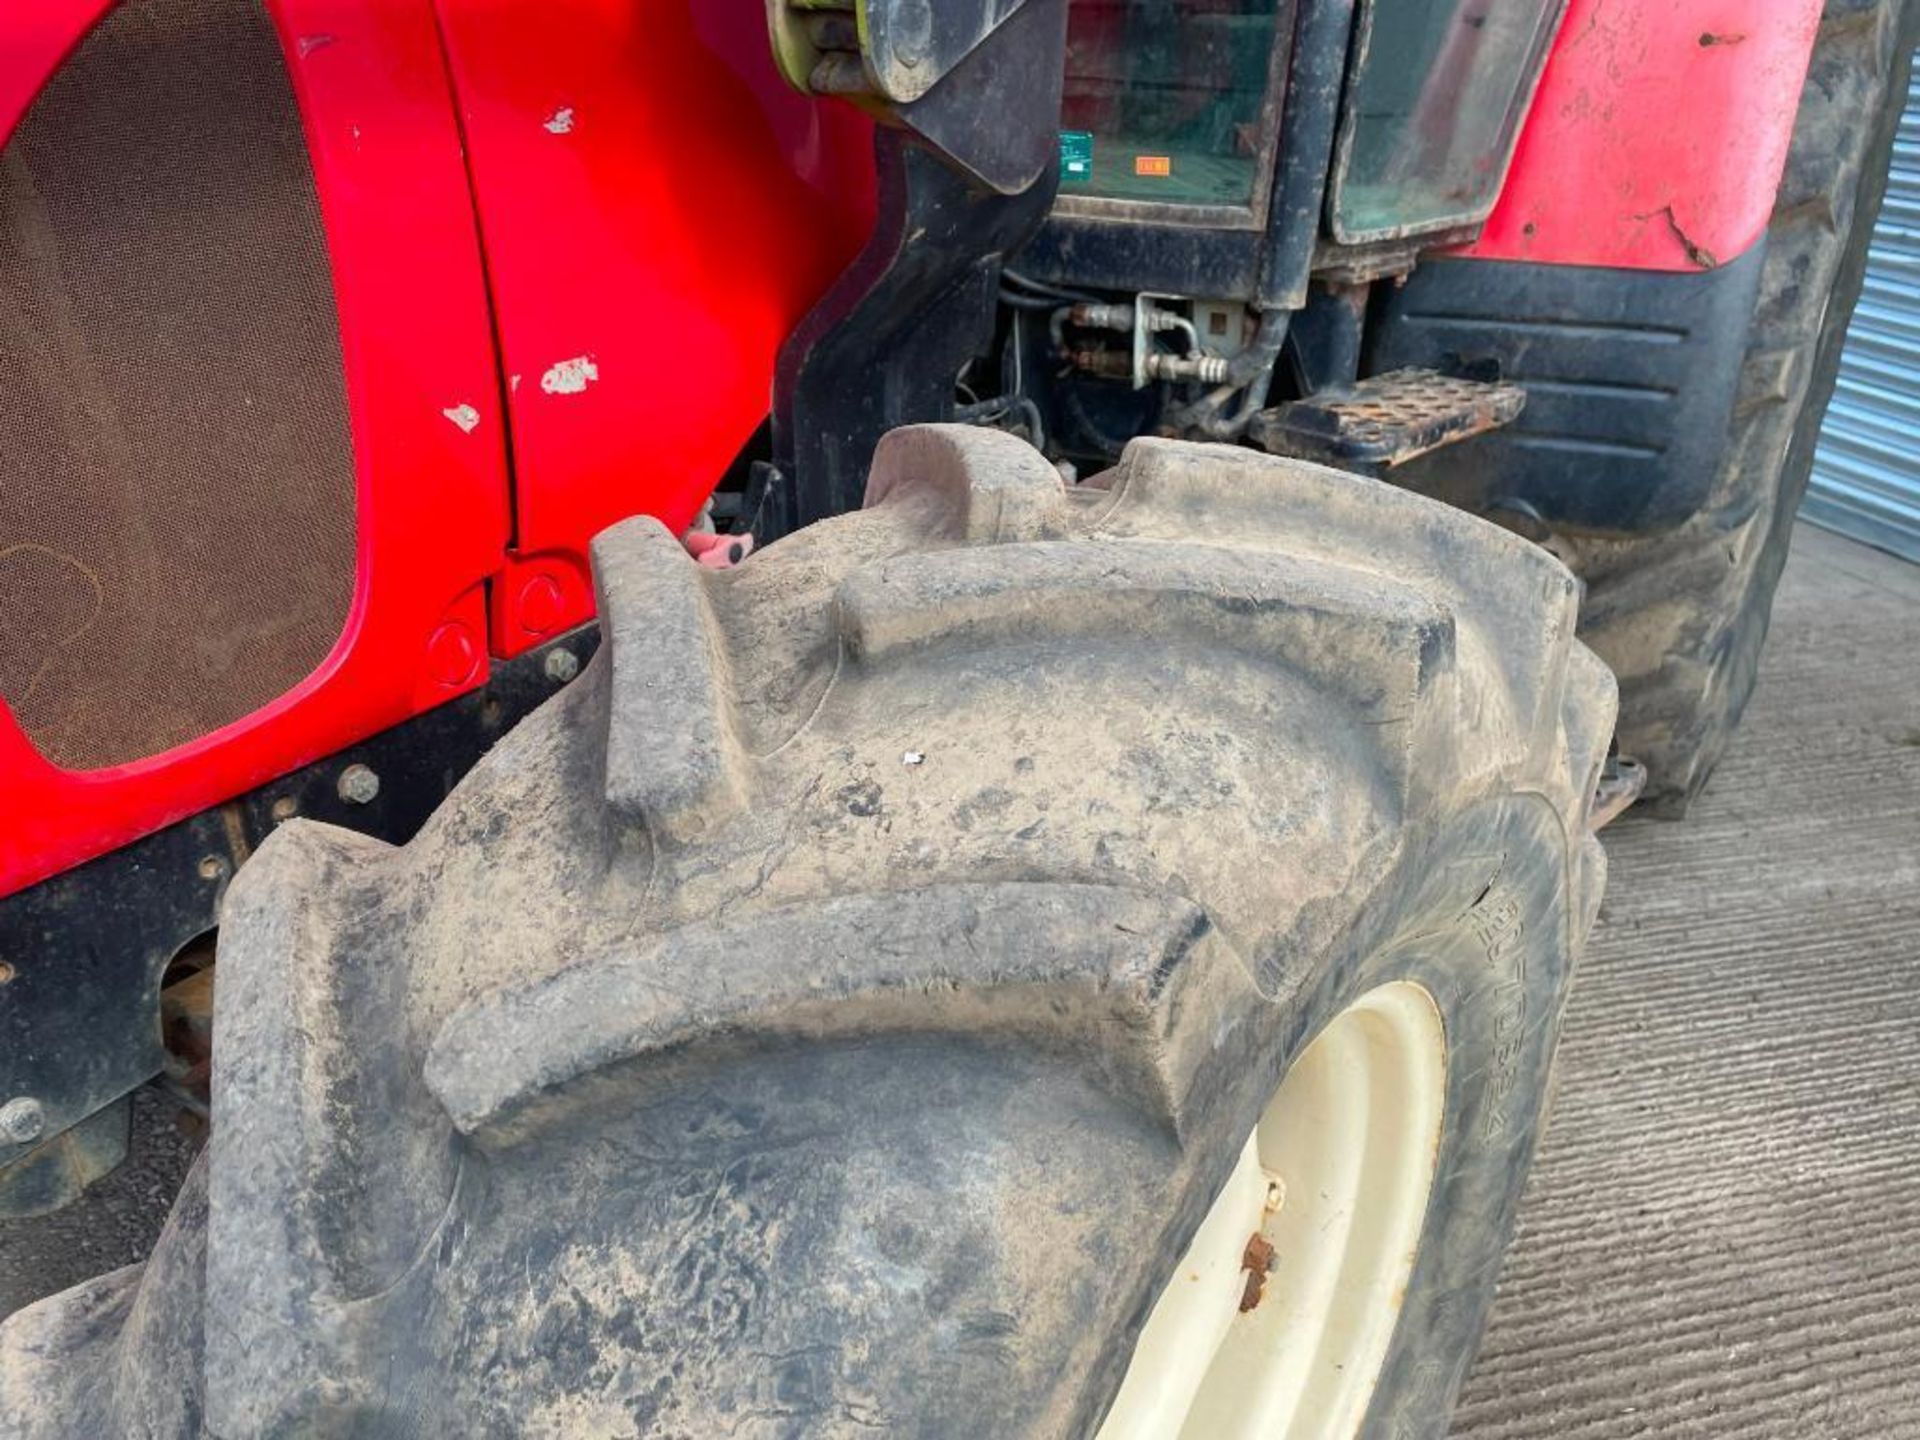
(1262, 792, 1580, 1440)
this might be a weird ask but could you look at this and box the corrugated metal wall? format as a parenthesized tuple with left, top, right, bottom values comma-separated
(1805, 63, 1920, 563)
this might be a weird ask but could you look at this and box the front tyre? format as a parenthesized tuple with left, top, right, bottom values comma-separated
(2, 429, 1612, 1438)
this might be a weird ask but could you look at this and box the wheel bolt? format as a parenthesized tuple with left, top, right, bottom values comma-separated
(337, 764, 380, 805)
(0, 1097, 46, 1145)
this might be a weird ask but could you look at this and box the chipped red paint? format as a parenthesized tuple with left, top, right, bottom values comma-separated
(1463, 0, 1823, 271)
(433, 0, 876, 654)
(0, 0, 873, 897)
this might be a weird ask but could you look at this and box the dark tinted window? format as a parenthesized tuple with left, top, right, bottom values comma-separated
(1331, 0, 1563, 241)
(1059, 0, 1287, 210)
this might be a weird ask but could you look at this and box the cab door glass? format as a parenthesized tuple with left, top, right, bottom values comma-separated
(1058, 0, 1290, 213)
(1330, 0, 1565, 242)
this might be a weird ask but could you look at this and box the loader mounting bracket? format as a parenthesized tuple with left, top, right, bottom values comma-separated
(754, 0, 1067, 535)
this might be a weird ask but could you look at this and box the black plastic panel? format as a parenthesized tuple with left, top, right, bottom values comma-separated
(1368, 247, 1765, 535)
(1018, 214, 1263, 298)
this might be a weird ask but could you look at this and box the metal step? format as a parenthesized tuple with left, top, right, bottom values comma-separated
(1250, 366, 1526, 469)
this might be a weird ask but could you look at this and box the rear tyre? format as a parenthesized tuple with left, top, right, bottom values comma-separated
(1567, 0, 1920, 813)
(1, 429, 1612, 1437)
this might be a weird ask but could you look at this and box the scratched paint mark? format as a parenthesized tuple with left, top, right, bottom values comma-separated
(510, 374, 522, 393)
(297, 33, 334, 57)
(1639, 204, 1719, 269)
(443, 404, 481, 434)
(541, 357, 599, 396)
(544, 107, 576, 135)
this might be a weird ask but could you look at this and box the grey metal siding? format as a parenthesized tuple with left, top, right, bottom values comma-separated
(1806, 64, 1920, 562)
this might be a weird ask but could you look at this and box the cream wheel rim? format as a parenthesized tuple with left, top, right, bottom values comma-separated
(1096, 981, 1448, 1440)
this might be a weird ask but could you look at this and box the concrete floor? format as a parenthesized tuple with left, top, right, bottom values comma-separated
(1, 524, 1916, 1434)
(1455, 524, 1920, 1438)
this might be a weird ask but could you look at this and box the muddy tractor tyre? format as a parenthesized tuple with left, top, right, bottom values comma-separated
(1565, 0, 1920, 814)
(1, 430, 1612, 1438)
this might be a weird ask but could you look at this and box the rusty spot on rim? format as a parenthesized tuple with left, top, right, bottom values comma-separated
(1238, 1232, 1277, 1312)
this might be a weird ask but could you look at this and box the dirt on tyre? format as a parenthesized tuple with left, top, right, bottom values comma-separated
(1567, 0, 1920, 814)
(0, 428, 1613, 1438)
